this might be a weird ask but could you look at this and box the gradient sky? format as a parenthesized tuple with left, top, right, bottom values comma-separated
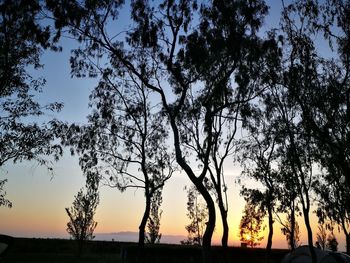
(0, 0, 346, 251)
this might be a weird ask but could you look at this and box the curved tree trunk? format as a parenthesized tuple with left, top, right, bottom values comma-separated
(197, 182, 216, 263)
(168, 113, 216, 263)
(138, 193, 151, 247)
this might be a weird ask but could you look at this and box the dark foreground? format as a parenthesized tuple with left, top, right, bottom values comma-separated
(1, 237, 289, 263)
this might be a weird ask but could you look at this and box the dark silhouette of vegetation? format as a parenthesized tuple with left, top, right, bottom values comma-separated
(47, 2, 273, 261)
(0, 0, 63, 206)
(327, 233, 338, 252)
(0, 234, 13, 259)
(239, 201, 265, 248)
(238, 111, 280, 254)
(61, 75, 173, 248)
(181, 186, 208, 246)
(65, 175, 99, 256)
(146, 189, 162, 244)
(280, 214, 301, 250)
(270, 1, 350, 260)
(3, 1, 350, 262)
(314, 166, 350, 254)
(315, 224, 327, 251)
(0, 178, 11, 208)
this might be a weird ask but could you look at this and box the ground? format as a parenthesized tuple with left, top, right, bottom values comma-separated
(1, 237, 289, 263)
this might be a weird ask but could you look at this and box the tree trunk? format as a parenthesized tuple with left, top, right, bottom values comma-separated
(199, 183, 216, 263)
(138, 193, 151, 247)
(304, 209, 317, 263)
(218, 191, 229, 248)
(290, 206, 296, 251)
(266, 205, 273, 256)
(168, 116, 215, 263)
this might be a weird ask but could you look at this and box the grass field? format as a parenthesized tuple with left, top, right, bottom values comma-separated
(1, 237, 289, 263)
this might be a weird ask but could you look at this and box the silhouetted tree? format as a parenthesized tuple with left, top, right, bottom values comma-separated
(315, 174, 350, 254)
(62, 75, 173, 248)
(48, 2, 272, 261)
(315, 224, 327, 251)
(326, 233, 338, 252)
(273, 2, 350, 260)
(182, 185, 208, 246)
(250, 3, 324, 261)
(0, 0, 63, 204)
(280, 214, 301, 250)
(0, 179, 11, 208)
(145, 189, 162, 244)
(65, 174, 99, 256)
(281, 0, 350, 193)
(239, 108, 280, 254)
(239, 201, 265, 248)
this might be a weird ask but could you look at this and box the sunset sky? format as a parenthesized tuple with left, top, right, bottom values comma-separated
(0, 0, 346, 251)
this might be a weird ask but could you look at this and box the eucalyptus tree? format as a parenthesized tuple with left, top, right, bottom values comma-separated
(280, 0, 350, 255)
(279, 2, 350, 256)
(249, 2, 332, 262)
(0, 0, 63, 202)
(182, 185, 208, 246)
(263, 65, 318, 262)
(239, 106, 280, 253)
(315, 170, 350, 254)
(62, 75, 173, 247)
(146, 188, 163, 244)
(274, 168, 300, 251)
(65, 174, 99, 256)
(48, 1, 272, 259)
(280, 0, 350, 192)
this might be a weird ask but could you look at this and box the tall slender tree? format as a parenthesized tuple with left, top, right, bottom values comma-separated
(315, 172, 350, 254)
(48, 2, 272, 261)
(145, 189, 163, 244)
(239, 106, 280, 254)
(182, 185, 208, 246)
(62, 75, 173, 247)
(66, 174, 99, 256)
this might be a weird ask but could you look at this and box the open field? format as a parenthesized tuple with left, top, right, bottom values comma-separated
(1, 238, 289, 263)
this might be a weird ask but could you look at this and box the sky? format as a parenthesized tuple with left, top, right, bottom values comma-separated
(0, 0, 347, 251)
